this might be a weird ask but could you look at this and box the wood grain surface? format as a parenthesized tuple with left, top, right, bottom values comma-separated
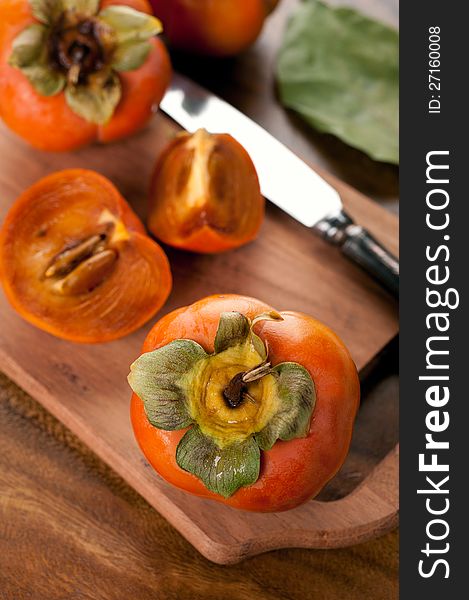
(0, 368, 398, 600)
(0, 0, 399, 596)
(0, 107, 398, 561)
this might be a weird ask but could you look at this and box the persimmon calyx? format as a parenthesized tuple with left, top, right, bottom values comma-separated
(8, 1, 163, 124)
(128, 311, 316, 498)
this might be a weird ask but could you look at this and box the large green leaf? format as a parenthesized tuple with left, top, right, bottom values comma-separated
(128, 340, 207, 430)
(256, 362, 315, 450)
(277, 0, 398, 164)
(176, 426, 260, 497)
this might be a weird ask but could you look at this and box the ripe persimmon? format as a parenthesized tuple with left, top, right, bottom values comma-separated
(129, 294, 359, 512)
(148, 129, 265, 253)
(0, 0, 171, 151)
(0, 169, 172, 343)
(151, 0, 280, 57)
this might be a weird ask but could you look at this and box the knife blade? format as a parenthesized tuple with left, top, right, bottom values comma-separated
(160, 73, 399, 297)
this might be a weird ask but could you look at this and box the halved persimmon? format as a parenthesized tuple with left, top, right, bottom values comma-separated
(148, 129, 265, 253)
(0, 169, 172, 343)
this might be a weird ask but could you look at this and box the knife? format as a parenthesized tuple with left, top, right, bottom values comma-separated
(160, 73, 399, 297)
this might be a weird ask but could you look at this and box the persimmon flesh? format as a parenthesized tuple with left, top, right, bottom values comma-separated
(148, 129, 265, 253)
(0, 169, 172, 343)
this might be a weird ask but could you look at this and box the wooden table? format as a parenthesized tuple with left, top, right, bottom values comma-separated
(0, 0, 399, 598)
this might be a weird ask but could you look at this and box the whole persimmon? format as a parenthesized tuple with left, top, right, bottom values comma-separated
(150, 0, 280, 57)
(0, 0, 172, 151)
(148, 129, 265, 253)
(128, 294, 359, 512)
(0, 169, 172, 343)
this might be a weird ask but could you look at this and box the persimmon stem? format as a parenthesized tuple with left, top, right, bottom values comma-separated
(242, 362, 272, 383)
(223, 361, 272, 409)
(49, 18, 106, 84)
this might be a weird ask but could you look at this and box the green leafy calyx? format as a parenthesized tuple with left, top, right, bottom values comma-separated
(128, 311, 316, 498)
(9, 0, 163, 124)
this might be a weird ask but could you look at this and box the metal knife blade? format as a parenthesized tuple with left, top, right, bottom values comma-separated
(160, 72, 399, 297)
(160, 72, 342, 228)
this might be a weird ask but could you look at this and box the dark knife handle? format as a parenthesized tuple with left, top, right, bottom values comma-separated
(315, 210, 399, 297)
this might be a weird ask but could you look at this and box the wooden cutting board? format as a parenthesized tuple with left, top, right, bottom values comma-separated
(0, 115, 398, 564)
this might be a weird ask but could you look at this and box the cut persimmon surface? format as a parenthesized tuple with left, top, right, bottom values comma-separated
(0, 169, 172, 343)
(148, 129, 265, 254)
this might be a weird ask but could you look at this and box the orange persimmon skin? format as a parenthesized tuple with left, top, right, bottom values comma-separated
(0, 169, 172, 343)
(150, 0, 278, 57)
(131, 294, 360, 512)
(0, 0, 172, 151)
(148, 131, 265, 254)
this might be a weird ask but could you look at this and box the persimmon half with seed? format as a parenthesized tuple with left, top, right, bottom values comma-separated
(0, 169, 172, 343)
(148, 129, 265, 253)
